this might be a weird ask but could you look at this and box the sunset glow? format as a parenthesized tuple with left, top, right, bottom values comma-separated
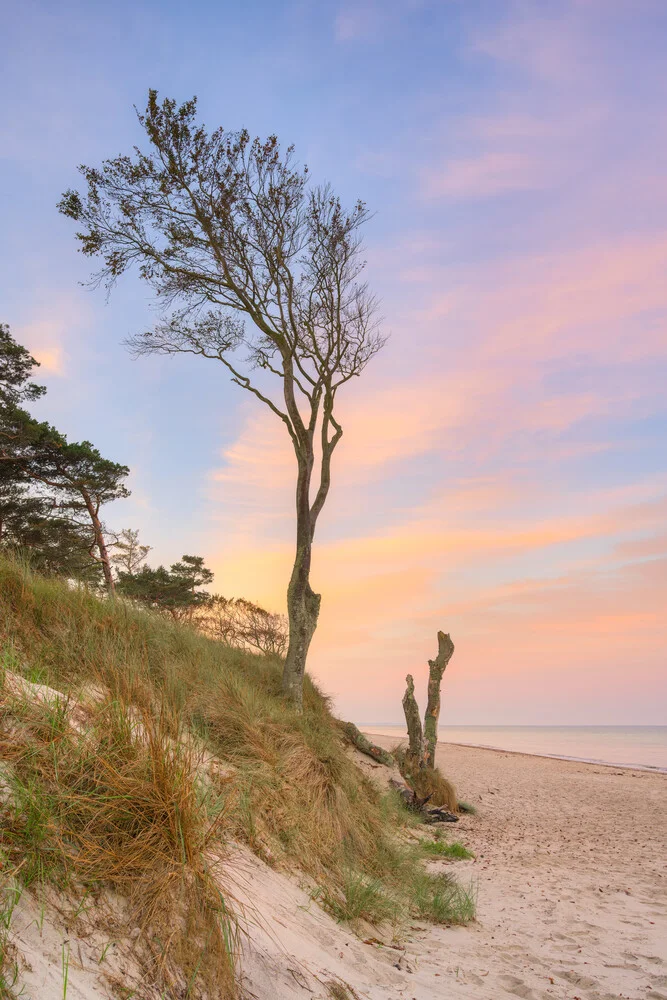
(2, 0, 665, 724)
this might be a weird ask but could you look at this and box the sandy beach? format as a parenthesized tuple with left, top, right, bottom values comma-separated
(367, 737, 667, 1000)
(7, 736, 667, 999)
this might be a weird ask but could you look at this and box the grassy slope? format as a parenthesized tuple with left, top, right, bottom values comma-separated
(0, 558, 474, 998)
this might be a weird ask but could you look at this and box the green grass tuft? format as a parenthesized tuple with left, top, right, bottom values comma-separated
(0, 870, 23, 999)
(321, 873, 398, 924)
(418, 839, 475, 860)
(411, 872, 477, 924)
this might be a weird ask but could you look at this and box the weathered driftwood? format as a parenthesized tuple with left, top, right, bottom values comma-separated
(424, 807, 458, 824)
(389, 778, 458, 823)
(423, 631, 455, 769)
(341, 722, 395, 766)
(401, 674, 423, 769)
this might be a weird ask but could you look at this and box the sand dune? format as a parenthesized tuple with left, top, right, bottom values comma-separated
(6, 740, 666, 998)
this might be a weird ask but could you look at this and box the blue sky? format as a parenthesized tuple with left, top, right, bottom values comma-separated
(2, 0, 666, 723)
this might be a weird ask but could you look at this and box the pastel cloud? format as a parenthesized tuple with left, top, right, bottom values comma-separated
(208, 468, 667, 721)
(334, 0, 423, 42)
(209, 226, 667, 541)
(3, 0, 666, 731)
(205, 199, 667, 723)
(421, 152, 547, 200)
(19, 320, 67, 376)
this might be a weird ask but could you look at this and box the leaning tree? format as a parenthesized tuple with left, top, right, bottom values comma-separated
(59, 91, 385, 708)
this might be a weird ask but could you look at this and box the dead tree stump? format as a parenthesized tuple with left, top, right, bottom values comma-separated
(423, 631, 455, 769)
(402, 673, 424, 771)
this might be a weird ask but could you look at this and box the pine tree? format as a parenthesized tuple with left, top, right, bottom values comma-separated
(116, 554, 213, 620)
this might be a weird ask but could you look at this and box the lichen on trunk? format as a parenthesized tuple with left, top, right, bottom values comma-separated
(423, 631, 455, 769)
(283, 558, 320, 710)
(282, 472, 321, 711)
(402, 673, 424, 769)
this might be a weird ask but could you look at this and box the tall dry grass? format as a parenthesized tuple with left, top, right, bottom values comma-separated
(0, 555, 474, 996)
(392, 744, 459, 811)
(0, 669, 238, 998)
(0, 558, 409, 885)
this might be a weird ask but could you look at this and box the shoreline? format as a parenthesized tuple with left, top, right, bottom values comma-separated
(361, 731, 667, 774)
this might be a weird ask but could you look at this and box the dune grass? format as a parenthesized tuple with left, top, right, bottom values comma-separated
(324, 979, 361, 1000)
(0, 871, 22, 1000)
(0, 673, 238, 997)
(412, 871, 477, 923)
(418, 838, 475, 860)
(0, 556, 475, 995)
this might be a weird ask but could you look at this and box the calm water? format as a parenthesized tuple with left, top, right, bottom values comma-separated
(360, 725, 667, 772)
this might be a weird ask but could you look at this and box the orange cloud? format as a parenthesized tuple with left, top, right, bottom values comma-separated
(15, 295, 93, 379)
(30, 345, 64, 375)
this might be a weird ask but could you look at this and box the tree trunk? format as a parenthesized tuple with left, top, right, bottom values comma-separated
(402, 674, 423, 769)
(81, 490, 115, 595)
(282, 459, 320, 710)
(283, 542, 320, 709)
(423, 631, 455, 769)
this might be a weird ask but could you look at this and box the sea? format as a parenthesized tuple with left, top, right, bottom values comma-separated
(360, 725, 667, 772)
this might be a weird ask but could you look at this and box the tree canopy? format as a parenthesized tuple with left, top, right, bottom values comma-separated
(116, 554, 214, 619)
(59, 90, 386, 707)
(0, 322, 45, 415)
(0, 323, 129, 588)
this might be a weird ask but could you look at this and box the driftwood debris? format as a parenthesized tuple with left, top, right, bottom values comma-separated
(341, 722, 395, 766)
(342, 725, 459, 822)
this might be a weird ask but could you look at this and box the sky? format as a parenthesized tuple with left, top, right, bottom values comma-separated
(1, 0, 666, 725)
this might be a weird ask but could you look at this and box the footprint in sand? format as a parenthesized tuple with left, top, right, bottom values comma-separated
(498, 973, 536, 998)
(550, 932, 577, 943)
(555, 968, 599, 989)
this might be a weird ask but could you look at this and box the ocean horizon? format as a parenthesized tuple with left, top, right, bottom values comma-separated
(360, 725, 667, 772)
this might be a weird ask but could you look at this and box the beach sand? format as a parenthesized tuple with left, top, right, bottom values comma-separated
(370, 737, 667, 1000)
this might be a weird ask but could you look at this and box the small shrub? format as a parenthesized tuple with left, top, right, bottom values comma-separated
(408, 767, 458, 811)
